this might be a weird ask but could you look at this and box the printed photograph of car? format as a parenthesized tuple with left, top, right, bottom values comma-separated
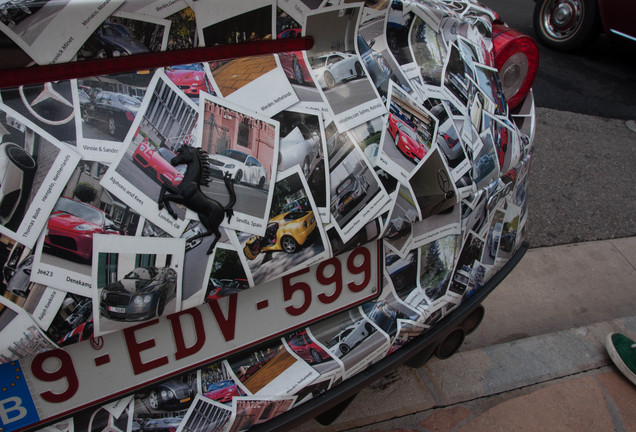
(277, 122, 321, 176)
(147, 380, 194, 412)
(208, 149, 267, 188)
(357, 35, 396, 98)
(487, 222, 503, 258)
(132, 139, 185, 187)
(165, 64, 209, 96)
(99, 266, 177, 321)
(78, 21, 150, 60)
(243, 210, 316, 260)
(81, 90, 141, 139)
(203, 380, 243, 404)
(277, 28, 314, 86)
(5, 252, 32, 297)
(287, 331, 330, 364)
(328, 321, 376, 357)
(44, 197, 121, 262)
(387, 113, 428, 164)
(0, 142, 37, 227)
(310, 52, 364, 89)
(58, 319, 94, 347)
(206, 278, 249, 300)
(332, 173, 369, 216)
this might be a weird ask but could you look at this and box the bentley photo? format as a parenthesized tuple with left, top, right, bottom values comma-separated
(99, 266, 177, 321)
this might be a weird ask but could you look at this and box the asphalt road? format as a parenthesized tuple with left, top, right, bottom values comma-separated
(480, 0, 636, 247)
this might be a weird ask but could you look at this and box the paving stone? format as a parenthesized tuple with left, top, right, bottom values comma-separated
(596, 372, 636, 432)
(455, 376, 614, 432)
(419, 406, 473, 432)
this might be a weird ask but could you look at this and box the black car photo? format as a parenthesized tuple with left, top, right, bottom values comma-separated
(100, 266, 177, 322)
(147, 379, 194, 412)
(78, 21, 150, 59)
(81, 90, 141, 139)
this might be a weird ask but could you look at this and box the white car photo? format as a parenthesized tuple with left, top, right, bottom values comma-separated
(328, 320, 376, 357)
(310, 52, 364, 89)
(278, 123, 320, 176)
(208, 149, 268, 188)
(0, 141, 37, 227)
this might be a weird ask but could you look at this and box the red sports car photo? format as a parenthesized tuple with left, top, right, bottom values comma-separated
(132, 138, 185, 187)
(287, 330, 330, 364)
(387, 113, 428, 163)
(277, 28, 314, 86)
(45, 197, 122, 261)
(203, 380, 244, 404)
(165, 64, 209, 96)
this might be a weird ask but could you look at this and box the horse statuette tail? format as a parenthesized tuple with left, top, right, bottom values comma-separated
(223, 172, 237, 223)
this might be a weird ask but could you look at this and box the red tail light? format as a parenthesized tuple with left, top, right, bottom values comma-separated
(492, 24, 539, 110)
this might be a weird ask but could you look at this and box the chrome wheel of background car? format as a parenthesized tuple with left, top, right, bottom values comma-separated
(339, 343, 351, 355)
(149, 391, 160, 409)
(108, 117, 117, 136)
(293, 58, 304, 85)
(5, 143, 36, 171)
(234, 170, 242, 184)
(258, 176, 265, 189)
(82, 108, 92, 123)
(324, 71, 335, 88)
(533, 0, 600, 51)
(281, 235, 299, 254)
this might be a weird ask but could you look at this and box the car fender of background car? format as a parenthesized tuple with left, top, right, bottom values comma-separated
(533, 0, 636, 51)
(0, 1, 540, 431)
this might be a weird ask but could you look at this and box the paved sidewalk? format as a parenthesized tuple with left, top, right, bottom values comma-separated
(292, 237, 636, 431)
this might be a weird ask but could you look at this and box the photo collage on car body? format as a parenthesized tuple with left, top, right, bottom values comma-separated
(0, 0, 535, 431)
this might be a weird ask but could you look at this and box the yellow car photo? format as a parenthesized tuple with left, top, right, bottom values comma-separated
(243, 211, 317, 260)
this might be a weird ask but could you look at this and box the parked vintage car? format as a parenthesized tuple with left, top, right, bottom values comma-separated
(132, 139, 185, 187)
(387, 112, 428, 163)
(165, 64, 209, 96)
(0, 1, 539, 431)
(310, 51, 364, 88)
(277, 122, 321, 176)
(99, 266, 177, 321)
(44, 197, 122, 262)
(0, 142, 37, 228)
(208, 149, 267, 188)
(533, 0, 636, 51)
(243, 210, 316, 260)
(78, 21, 150, 59)
(81, 90, 141, 138)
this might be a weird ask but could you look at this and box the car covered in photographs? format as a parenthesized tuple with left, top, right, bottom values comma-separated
(0, 141, 37, 228)
(203, 380, 243, 404)
(79, 21, 150, 59)
(243, 210, 317, 260)
(147, 380, 194, 412)
(387, 112, 428, 163)
(332, 173, 370, 216)
(44, 197, 122, 262)
(533, 0, 636, 51)
(165, 64, 208, 96)
(81, 90, 141, 138)
(287, 331, 330, 364)
(0, 0, 540, 431)
(99, 266, 177, 321)
(310, 51, 364, 88)
(278, 122, 321, 176)
(208, 149, 267, 188)
(132, 139, 185, 187)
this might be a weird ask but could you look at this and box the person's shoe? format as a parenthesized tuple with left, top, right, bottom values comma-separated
(606, 333, 636, 386)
